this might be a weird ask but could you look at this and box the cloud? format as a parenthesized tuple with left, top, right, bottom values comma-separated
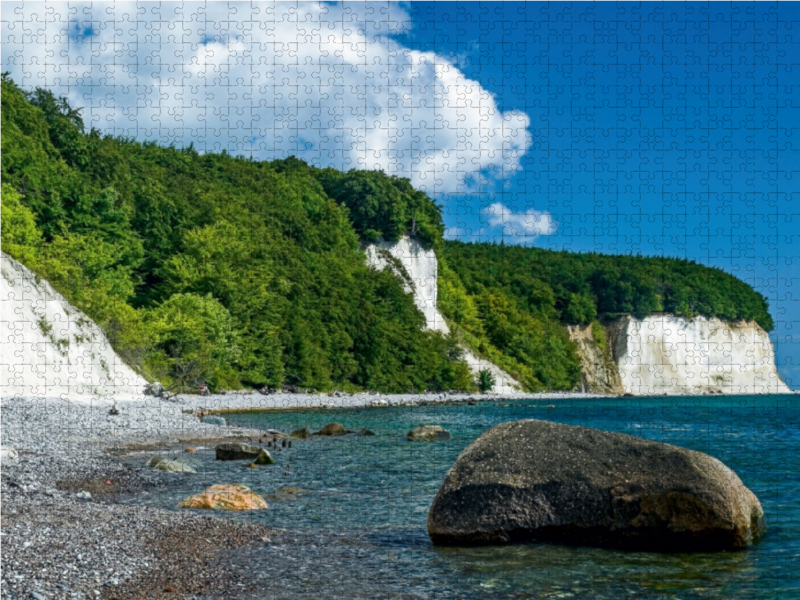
(1, 1, 531, 194)
(479, 202, 558, 243)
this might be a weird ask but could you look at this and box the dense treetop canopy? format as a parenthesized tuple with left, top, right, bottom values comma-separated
(1, 75, 774, 393)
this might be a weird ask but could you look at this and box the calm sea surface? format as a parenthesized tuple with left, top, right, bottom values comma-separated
(127, 395, 800, 599)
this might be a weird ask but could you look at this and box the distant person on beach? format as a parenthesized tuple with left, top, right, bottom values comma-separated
(199, 382, 210, 396)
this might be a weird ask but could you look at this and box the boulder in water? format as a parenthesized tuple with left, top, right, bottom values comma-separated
(313, 423, 350, 436)
(357, 428, 376, 437)
(428, 419, 765, 552)
(201, 415, 227, 427)
(154, 460, 196, 473)
(178, 484, 267, 510)
(215, 442, 262, 460)
(146, 455, 167, 467)
(254, 449, 275, 465)
(407, 425, 451, 441)
(290, 427, 309, 439)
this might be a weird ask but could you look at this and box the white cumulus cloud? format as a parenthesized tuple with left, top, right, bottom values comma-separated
(480, 202, 558, 242)
(1, 1, 531, 194)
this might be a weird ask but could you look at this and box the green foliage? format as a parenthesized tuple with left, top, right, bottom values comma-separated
(1, 183, 41, 259)
(563, 292, 597, 325)
(477, 368, 496, 393)
(591, 321, 606, 352)
(1, 77, 470, 393)
(312, 167, 445, 246)
(442, 241, 774, 332)
(145, 293, 240, 390)
(1, 76, 774, 394)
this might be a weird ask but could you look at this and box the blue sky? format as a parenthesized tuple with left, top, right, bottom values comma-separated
(2, 2, 798, 388)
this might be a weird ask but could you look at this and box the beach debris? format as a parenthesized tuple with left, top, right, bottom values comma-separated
(154, 460, 196, 473)
(215, 442, 262, 461)
(254, 449, 275, 465)
(428, 419, 766, 551)
(178, 484, 267, 510)
(406, 425, 451, 441)
(290, 427, 309, 439)
(312, 423, 352, 436)
(201, 415, 227, 427)
(143, 382, 165, 397)
(357, 428, 376, 436)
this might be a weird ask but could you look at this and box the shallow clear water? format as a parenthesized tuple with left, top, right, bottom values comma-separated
(127, 396, 800, 599)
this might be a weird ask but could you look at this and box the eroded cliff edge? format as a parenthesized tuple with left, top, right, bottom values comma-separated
(364, 237, 521, 394)
(568, 315, 790, 395)
(364, 237, 789, 396)
(1, 252, 148, 398)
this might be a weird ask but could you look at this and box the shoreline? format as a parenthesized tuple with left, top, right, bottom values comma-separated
(1, 389, 795, 599)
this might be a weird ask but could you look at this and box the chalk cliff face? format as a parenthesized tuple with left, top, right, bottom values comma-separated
(569, 315, 791, 396)
(1, 252, 148, 399)
(364, 237, 521, 394)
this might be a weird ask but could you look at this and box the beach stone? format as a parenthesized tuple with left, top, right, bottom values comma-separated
(146, 455, 167, 467)
(201, 415, 227, 427)
(154, 459, 196, 473)
(75, 491, 92, 501)
(407, 425, 451, 441)
(357, 428, 376, 437)
(428, 419, 765, 552)
(313, 423, 350, 436)
(0, 445, 19, 463)
(178, 484, 267, 510)
(254, 449, 275, 465)
(290, 427, 309, 439)
(215, 442, 262, 460)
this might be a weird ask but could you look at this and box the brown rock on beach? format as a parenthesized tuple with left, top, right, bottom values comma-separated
(178, 484, 268, 510)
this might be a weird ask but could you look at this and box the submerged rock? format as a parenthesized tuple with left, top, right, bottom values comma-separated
(428, 419, 765, 552)
(290, 427, 309, 439)
(254, 449, 275, 465)
(313, 423, 350, 436)
(178, 484, 267, 510)
(201, 415, 227, 427)
(154, 459, 196, 473)
(357, 428, 376, 437)
(407, 425, 451, 441)
(215, 442, 262, 460)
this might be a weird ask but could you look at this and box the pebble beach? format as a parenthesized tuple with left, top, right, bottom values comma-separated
(0, 390, 601, 599)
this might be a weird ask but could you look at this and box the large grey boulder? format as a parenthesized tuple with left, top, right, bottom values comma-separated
(215, 442, 262, 461)
(428, 420, 765, 552)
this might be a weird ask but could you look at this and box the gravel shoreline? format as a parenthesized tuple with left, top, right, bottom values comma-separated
(1, 390, 601, 599)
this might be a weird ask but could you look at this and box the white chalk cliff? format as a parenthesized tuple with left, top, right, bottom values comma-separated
(569, 315, 791, 395)
(364, 237, 521, 394)
(1, 252, 148, 399)
(614, 315, 790, 395)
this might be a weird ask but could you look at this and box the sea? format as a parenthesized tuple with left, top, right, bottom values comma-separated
(126, 395, 800, 599)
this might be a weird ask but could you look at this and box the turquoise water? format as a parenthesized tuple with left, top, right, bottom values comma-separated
(130, 396, 800, 599)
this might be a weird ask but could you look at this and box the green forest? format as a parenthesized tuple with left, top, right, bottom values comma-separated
(0, 76, 775, 393)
